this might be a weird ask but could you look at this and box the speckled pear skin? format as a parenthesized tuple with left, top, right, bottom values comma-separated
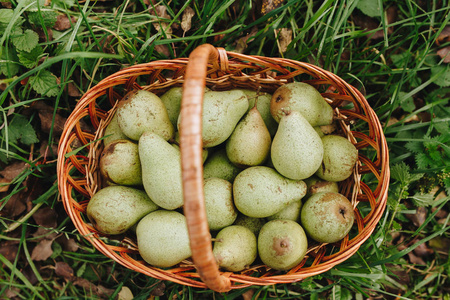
(203, 148, 241, 182)
(139, 131, 183, 210)
(233, 214, 266, 236)
(304, 175, 339, 198)
(258, 220, 308, 271)
(233, 166, 307, 218)
(100, 139, 142, 186)
(241, 89, 278, 137)
(300, 192, 355, 243)
(204, 177, 237, 231)
(267, 200, 303, 222)
(315, 135, 358, 182)
(86, 186, 159, 235)
(213, 225, 257, 272)
(136, 210, 191, 268)
(117, 89, 174, 141)
(185, 90, 249, 148)
(103, 113, 130, 146)
(226, 104, 271, 168)
(270, 82, 333, 126)
(271, 111, 324, 180)
(160, 87, 183, 129)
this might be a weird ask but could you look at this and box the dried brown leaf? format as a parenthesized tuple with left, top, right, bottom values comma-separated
(261, 0, 285, 15)
(53, 15, 75, 31)
(413, 242, 434, 258)
(55, 261, 75, 280)
(234, 27, 258, 53)
(57, 236, 79, 252)
(155, 44, 170, 57)
(405, 206, 427, 227)
(32, 101, 67, 136)
(150, 281, 166, 297)
(67, 82, 81, 97)
(0, 177, 10, 192)
(32, 207, 58, 228)
(437, 46, 450, 63)
(181, 6, 195, 33)
(0, 192, 27, 217)
(242, 288, 256, 300)
(31, 239, 54, 261)
(275, 28, 292, 53)
(0, 242, 19, 262)
(118, 286, 134, 300)
(0, 161, 29, 181)
(436, 26, 450, 46)
(429, 236, 450, 253)
(73, 278, 115, 298)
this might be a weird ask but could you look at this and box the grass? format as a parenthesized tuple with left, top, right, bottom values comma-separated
(1, 0, 449, 299)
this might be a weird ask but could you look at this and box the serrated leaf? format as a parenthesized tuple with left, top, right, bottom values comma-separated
(18, 46, 44, 68)
(28, 10, 57, 27)
(398, 91, 415, 112)
(0, 46, 20, 76)
(29, 70, 59, 97)
(405, 141, 424, 154)
(410, 193, 435, 207)
(415, 153, 434, 169)
(390, 161, 411, 184)
(431, 65, 450, 87)
(0, 9, 14, 24)
(409, 172, 425, 182)
(357, 0, 381, 18)
(12, 29, 39, 52)
(1, 114, 39, 145)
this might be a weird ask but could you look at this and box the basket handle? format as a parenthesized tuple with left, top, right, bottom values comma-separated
(179, 44, 232, 293)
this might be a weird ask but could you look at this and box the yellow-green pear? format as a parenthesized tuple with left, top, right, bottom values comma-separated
(315, 135, 358, 182)
(304, 175, 339, 198)
(258, 220, 308, 271)
(270, 82, 333, 126)
(203, 148, 241, 182)
(117, 90, 174, 141)
(271, 111, 324, 180)
(100, 139, 142, 186)
(241, 89, 278, 136)
(213, 225, 257, 272)
(136, 210, 191, 268)
(87, 186, 158, 235)
(233, 214, 266, 236)
(267, 200, 303, 222)
(233, 166, 307, 218)
(103, 113, 130, 146)
(226, 103, 271, 167)
(204, 177, 237, 231)
(139, 131, 183, 210)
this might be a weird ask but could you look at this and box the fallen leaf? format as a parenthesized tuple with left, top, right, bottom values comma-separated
(436, 26, 450, 46)
(242, 288, 255, 300)
(67, 82, 81, 97)
(0, 161, 29, 182)
(181, 6, 195, 34)
(73, 278, 115, 298)
(150, 281, 165, 297)
(55, 261, 75, 280)
(22, 265, 38, 285)
(405, 206, 427, 227)
(31, 239, 54, 261)
(151, 5, 172, 37)
(0, 177, 10, 192)
(53, 15, 75, 31)
(36, 27, 53, 42)
(0, 241, 19, 262)
(429, 236, 450, 253)
(275, 28, 292, 53)
(0, 192, 27, 217)
(437, 46, 450, 63)
(118, 286, 134, 300)
(39, 140, 59, 160)
(234, 27, 258, 53)
(154, 44, 170, 57)
(413, 242, 434, 258)
(32, 207, 58, 228)
(57, 236, 79, 252)
(31, 101, 67, 136)
(352, 7, 396, 40)
(261, 0, 285, 15)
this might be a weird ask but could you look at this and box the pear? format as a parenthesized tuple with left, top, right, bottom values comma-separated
(178, 90, 248, 147)
(117, 89, 174, 141)
(315, 135, 358, 182)
(139, 131, 183, 210)
(233, 214, 266, 236)
(226, 102, 271, 167)
(300, 192, 355, 243)
(213, 225, 257, 272)
(204, 177, 237, 231)
(136, 210, 191, 268)
(203, 148, 241, 182)
(271, 111, 324, 180)
(87, 186, 158, 235)
(100, 139, 142, 186)
(103, 113, 130, 146)
(241, 89, 278, 136)
(304, 175, 339, 198)
(233, 166, 307, 218)
(267, 200, 303, 222)
(270, 82, 333, 126)
(258, 220, 308, 271)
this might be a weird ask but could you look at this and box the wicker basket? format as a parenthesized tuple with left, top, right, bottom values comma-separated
(57, 44, 389, 292)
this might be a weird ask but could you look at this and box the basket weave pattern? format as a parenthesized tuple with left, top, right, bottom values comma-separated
(57, 45, 389, 291)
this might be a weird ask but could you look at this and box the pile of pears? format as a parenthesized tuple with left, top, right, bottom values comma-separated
(87, 82, 359, 272)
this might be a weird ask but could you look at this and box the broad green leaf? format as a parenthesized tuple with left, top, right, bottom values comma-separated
(0, 8, 14, 24)
(431, 65, 450, 87)
(29, 70, 59, 97)
(410, 193, 435, 207)
(18, 46, 44, 68)
(12, 29, 39, 52)
(53, 0, 75, 8)
(390, 162, 410, 184)
(356, 0, 381, 18)
(1, 114, 39, 145)
(0, 46, 20, 76)
(28, 10, 57, 27)
(398, 91, 415, 112)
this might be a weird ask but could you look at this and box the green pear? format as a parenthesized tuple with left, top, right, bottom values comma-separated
(233, 166, 307, 218)
(226, 103, 271, 167)
(203, 148, 241, 182)
(315, 135, 358, 182)
(178, 90, 248, 147)
(136, 210, 191, 268)
(213, 225, 257, 272)
(300, 192, 355, 243)
(100, 139, 142, 186)
(271, 111, 324, 180)
(233, 214, 266, 236)
(267, 200, 303, 222)
(139, 131, 183, 210)
(87, 186, 158, 235)
(304, 175, 339, 198)
(270, 82, 333, 126)
(117, 89, 174, 141)
(258, 220, 308, 271)
(204, 177, 237, 231)
(241, 89, 278, 136)
(103, 113, 130, 146)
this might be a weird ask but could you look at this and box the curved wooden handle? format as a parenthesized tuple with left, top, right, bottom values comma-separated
(179, 44, 232, 293)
